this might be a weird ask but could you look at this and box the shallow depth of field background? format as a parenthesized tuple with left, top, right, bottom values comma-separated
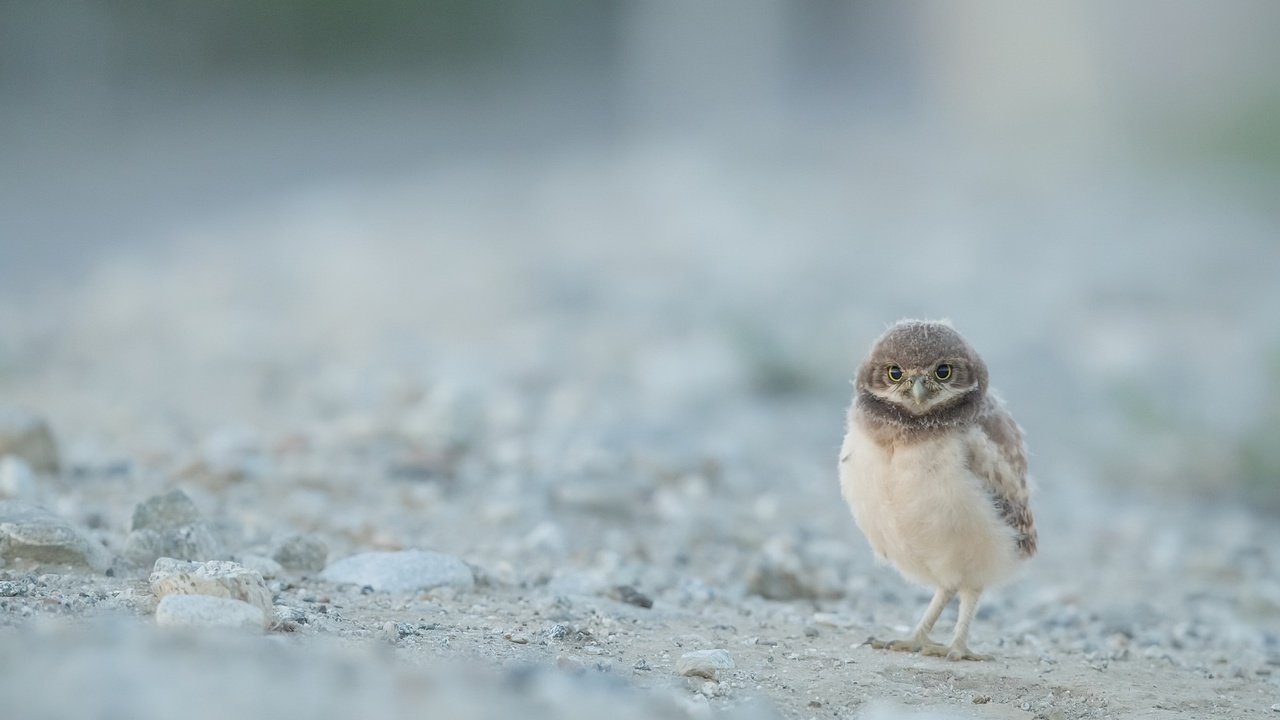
(2, 1, 1279, 515)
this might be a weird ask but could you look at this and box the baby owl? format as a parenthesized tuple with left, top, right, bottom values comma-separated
(838, 319, 1035, 661)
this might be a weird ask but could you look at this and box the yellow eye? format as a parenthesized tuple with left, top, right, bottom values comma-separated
(935, 364, 952, 380)
(886, 365, 904, 383)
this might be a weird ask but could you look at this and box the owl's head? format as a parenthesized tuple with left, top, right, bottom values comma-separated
(855, 320, 988, 427)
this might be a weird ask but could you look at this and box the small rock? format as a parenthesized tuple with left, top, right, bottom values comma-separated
(804, 625, 820, 638)
(0, 410, 59, 474)
(123, 490, 224, 565)
(320, 550, 474, 593)
(1271, 703, 1280, 712)
(149, 558, 273, 629)
(676, 649, 735, 680)
(236, 554, 283, 579)
(610, 584, 654, 609)
(125, 526, 225, 566)
(155, 594, 264, 633)
(0, 456, 36, 500)
(132, 490, 203, 531)
(273, 605, 307, 628)
(271, 534, 329, 574)
(0, 501, 111, 571)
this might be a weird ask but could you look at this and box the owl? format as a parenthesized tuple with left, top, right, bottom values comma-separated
(838, 320, 1035, 661)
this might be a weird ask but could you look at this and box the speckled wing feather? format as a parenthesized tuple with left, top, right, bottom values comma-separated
(967, 398, 1037, 558)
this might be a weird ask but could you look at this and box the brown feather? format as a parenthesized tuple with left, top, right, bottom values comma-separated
(968, 397, 1037, 558)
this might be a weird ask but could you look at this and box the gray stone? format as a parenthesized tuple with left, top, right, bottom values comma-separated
(236, 554, 283, 579)
(271, 534, 329, 573)
(123, 491, 224, 565)
(675, 649, 735, 680)
(0, 456, 36, 500)
(0, 501, 110, 571)
(155, 594, 264, 633)
(124, 525, 225, 566)
(131, 490, 202, 531)
(0, 410, 59, 474)
(149, 558, 273, 628)
(320, 550, 474, 593)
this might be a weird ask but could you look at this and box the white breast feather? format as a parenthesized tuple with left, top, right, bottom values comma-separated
(839, 422, 1021, 591)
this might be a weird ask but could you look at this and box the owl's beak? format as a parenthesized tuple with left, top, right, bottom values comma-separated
(910, 376, 928, 404)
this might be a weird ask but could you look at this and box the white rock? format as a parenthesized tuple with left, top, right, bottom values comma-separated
(155, 594, 264, 633)
(0, 501, 111, 571)
(0, 410, 59, 474)
(0, 456, 36, 500)
(320, 550, 474, 593)
(149, 558, 273, 628)
(676, 649, 735, 680)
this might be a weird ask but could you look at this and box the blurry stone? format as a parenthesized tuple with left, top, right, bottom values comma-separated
(237, 554, 283, 579)
(149, 558, 273, 629)
(609, 585, 654, 609)
(155, 594, 264, 633)
(123, 490, 225, 566)
(131, 490, 202, 531)
(676, 649, 735, 680)
(0, 501, 111, 572)
(0, 456, 36, 500)
(271, 534, 329, 573)
(320, 550, 474, 593)
(0, 410, 59, 474)
(125, 526, 225, 566)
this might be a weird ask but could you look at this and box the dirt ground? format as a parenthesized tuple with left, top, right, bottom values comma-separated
(2, 148, 1278, 719)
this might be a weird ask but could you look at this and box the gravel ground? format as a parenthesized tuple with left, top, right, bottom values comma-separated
(1, 142, 1279, 719)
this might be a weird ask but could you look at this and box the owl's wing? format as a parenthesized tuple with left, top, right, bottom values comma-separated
(967, 398, 1037, 558)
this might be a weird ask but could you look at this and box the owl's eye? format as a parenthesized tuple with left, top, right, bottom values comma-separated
(935, 364, 952, 381)
(886, 365, 904, 383)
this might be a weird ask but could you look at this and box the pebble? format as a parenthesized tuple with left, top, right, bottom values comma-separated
(0, 410, 60, 474)
(676, 649, 735, 680)
(123, 490, 225, 565)
(610, 584, 654, 609)
(0, 456, 36, 500)
(320, 550, 474, 593)
(155, 594, 265, 633)
(132, 490, 203, 531)
(0, 500, 111, 571)
(149, 558, 273, 629)
(271, 534, 329, 574)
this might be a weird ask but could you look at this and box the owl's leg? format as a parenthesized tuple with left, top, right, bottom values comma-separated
(922, 588, 993, 661)
(869, 588, 953, 654)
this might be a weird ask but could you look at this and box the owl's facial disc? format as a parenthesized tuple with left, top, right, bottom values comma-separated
(871, 364, 974, 415)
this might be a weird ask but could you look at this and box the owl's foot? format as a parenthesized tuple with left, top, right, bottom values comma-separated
(921, 643, 993, 661)
(866, 635, 949, 655)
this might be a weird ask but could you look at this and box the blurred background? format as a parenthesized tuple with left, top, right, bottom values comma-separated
(1, 0, 1279, 515)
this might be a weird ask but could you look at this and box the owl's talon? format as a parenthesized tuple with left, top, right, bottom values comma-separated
(867, 635, 944, 654)
(942, 645, 993, 662)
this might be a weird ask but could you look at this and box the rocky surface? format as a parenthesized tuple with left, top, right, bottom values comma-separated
(0, 144, 1278, 719)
